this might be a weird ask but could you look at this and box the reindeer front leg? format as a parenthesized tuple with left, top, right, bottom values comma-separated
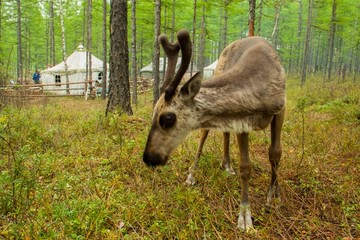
(221, 132, 235, 175)
(186, 129, 209, 185)
(186, 131, 235, 185)
(236, 133, 254, 231)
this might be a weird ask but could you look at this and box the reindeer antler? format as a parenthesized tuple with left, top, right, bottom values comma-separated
(159, 34, 180, 94)
(159, 29, 192, 102)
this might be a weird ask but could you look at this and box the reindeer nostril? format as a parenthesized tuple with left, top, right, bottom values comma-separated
(143, 152, 167, 167)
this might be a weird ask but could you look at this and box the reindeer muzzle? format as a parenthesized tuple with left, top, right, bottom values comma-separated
(143, 151, 168, 167)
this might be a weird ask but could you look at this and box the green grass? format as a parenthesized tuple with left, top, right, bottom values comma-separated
(0, 77, 359, 239)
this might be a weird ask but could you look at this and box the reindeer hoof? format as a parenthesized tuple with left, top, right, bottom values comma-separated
(221, 163, 236, 175)
(266, 185, 281, 212)
(185, 174, 196, 186)
(237, 203, 255, 232)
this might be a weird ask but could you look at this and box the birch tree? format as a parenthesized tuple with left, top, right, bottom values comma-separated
(49, 0, 55, 66)
(86, 0, 93, 99)
(59, 0, 69, 94)
(101, 0, 107, 99)
(16, 0, 23, 83)
(301, 0, 313, 86)
(190, 0, 197, 76)
(197, 0, 207, 76)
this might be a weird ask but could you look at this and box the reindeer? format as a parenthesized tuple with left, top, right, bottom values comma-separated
(143, 29, 286, 231)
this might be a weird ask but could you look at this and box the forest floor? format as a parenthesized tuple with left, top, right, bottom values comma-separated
(0, 76, 359, 239)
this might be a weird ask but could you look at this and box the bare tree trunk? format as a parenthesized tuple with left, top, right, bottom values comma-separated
(59, 0, 69, 94)
(82, 1, 86, 46)
(256, 0, 263, 35)
(106, 0, 133, 115)
(16, 0, 23, 83)
(313, 31, 321, 74)
(301, 0, 313, 86)
(131, 0, 137, 105)
(86, 0, 93, 99)
(190, 0, 197, 76)
(101, 0, 107, 99)
(197, 0, 206, 76)
(152, 0, 161, 105)
(49, 0, 55, 66)
(354, 41, 359, 83)
(171, 0, 175, 41)
(248, 0, 255, 36)
(218, 8, 223, 54)
(271, 2, 281, 46)
(288, 38, 294, 73)
(0, 0, 3, 67)
(326, 0, 337, 81)
(223, 0, 228, 47)
(25, 27, 30, 81)
(296, 0, 303, 74)
(348, 17, 357, 78)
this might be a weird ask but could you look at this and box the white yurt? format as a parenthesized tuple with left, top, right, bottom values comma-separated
(203, 60, 218, 79)
(140, 57, 198, 80)
(41, 45, 109, 95)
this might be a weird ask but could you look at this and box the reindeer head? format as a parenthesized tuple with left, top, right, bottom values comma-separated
(143, 30, 202, 166)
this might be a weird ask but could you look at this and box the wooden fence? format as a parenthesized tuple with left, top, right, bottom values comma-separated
(0, 77, 151, 98)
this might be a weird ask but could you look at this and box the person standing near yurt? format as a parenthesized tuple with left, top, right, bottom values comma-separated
(33, 70, 41, 84)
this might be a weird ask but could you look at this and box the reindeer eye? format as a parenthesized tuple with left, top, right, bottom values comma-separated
(159, 112, 177, 129)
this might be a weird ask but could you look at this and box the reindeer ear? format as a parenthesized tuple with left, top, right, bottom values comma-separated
(180, 72, 202, 100)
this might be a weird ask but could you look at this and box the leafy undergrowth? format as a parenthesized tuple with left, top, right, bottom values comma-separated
(0, 78, 359, 239)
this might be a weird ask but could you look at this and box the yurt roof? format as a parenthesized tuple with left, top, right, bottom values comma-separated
(42, 45, 107, 74)
(140, 57, 197, 73)
(204, 60, 218, 70)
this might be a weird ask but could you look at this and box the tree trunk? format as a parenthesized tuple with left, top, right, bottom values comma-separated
(25, 27, 30, 81)
(171, 0, 175, 41)
(354, 41, 359, 83)
(190, 0, 197, 76)
(271, 2, 281, 46)
(86, 0, 93, 99)
(256, 0, 263, 35)
(223, 1, 228, 47)
(82, 1, 86, 45)
(301, 0, 313, 86)
(288, 37, 294, 73)
(296, 0, 303, 74)
(0, 0, 2, 67)
(101, 0, 107, 99)
(218, 8, 223, 54)
(106, 0, 133, 115)
(59, 0, 69, 94)
(131, 0, 138, 105)
(313, 32, 321, 74)
(326, 0, 337, 81)
(49, 0, 55, 66)
(16, 0, 23, 83)
(248, 0, 255, 36)
(197, 0, 206, 76)
(152, 0, 161, 105)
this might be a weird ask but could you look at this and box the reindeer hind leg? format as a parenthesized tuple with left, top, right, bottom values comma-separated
(266, 109, 285, 210)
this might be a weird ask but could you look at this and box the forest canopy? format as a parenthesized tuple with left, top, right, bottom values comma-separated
(0, 0, 359, 84)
